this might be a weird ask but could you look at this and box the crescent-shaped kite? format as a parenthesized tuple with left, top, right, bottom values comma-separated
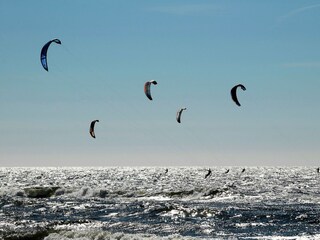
(176, 108, 187, 123)
(144, 80, 158, 100)
(231, 84, 246, 106)
(89, 120, 99, 138)
(40, 39, 61, 71)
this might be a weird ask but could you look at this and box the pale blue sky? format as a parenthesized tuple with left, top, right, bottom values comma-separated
(1, 1, 320, 166)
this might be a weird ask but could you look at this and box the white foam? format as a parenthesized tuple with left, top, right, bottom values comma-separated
(44, 230, 200, 240)
(244, 235, 320, 240)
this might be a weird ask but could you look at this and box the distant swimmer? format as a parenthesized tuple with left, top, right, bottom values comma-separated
(165, 168, 168, 174)
(225, 169, 229, 174)
(241, 168, 245, 174)
(205, 169, 212, 179)
(317, 167, 319, 173)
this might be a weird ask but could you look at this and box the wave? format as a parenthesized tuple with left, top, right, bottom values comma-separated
(2, 230, 52, 240)
(24, 187, 60, 198)
(44, 231, 200, 240)
(4, 228, 319, 240)
(0, 185, 231, 200)
(0, 227, 200, 240)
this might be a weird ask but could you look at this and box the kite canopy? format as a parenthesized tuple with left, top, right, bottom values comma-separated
(89, 120, 99, 138)
(40, 39, 61, 71)
(176, 108, 187, 123)
(144, 80, 157, 100)
(230, 84, 246, 106)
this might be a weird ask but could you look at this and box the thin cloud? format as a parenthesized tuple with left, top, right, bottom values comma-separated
(148, 4, 222, 16)
(282, 62, 320, 68)
(279, 4, 320, 20)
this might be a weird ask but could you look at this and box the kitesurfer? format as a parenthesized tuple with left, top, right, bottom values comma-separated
(205, 168, 212, 179)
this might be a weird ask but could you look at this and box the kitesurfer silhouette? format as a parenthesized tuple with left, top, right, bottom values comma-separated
(205, 169, 212, 179)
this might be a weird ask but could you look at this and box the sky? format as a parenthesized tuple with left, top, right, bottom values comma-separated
(1, 0, 320, 167)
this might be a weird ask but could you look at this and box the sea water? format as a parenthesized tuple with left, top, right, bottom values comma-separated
(0, 167, 320, 239)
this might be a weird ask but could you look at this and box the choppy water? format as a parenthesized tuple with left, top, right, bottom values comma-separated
(0, 167, 320, 240)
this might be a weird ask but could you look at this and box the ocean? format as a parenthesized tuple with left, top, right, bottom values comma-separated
(0, 167, 319, 240)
